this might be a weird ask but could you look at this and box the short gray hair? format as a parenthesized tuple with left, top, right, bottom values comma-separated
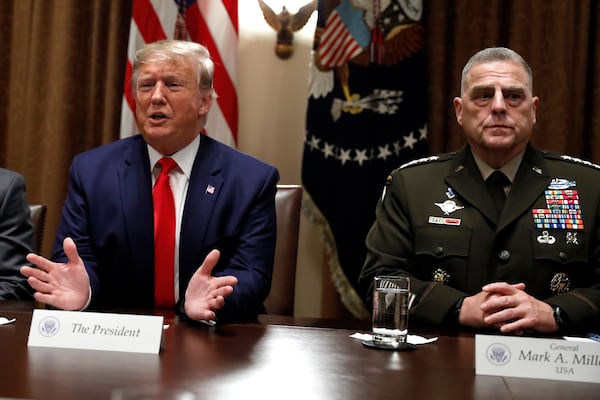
(460, 47, 533, 95)
(131, 39, 216, 97)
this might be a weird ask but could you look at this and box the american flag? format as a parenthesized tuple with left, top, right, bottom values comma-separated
(120, 0, 238, 147)
(318, 0, 370, 68)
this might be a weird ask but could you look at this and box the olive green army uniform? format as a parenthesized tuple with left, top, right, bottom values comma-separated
(359, 144, 600, 333)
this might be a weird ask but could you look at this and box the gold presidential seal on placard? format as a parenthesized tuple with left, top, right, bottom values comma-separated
(550, 272, 571, 294)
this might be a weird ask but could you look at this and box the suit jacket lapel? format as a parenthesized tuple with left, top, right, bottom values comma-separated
(119, 136, 155, 288)
(445, 147, 498, 221)
(179, 137, 224, 282)
(498, 145, 550, 231)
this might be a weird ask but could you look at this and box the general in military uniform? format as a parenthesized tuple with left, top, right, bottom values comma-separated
(359, 47, 600, 334)
(359, 145, 600, 333)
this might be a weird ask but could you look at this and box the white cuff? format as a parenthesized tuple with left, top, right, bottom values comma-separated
(78, 286, 92, 311)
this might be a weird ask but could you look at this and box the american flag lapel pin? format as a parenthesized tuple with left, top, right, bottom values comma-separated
(205, 184, 215, 194)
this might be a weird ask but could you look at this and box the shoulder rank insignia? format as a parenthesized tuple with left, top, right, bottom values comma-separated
(560, 155, 600, 170)
(399, 155, 440, 169)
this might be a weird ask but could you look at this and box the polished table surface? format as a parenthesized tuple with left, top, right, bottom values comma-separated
(0, 301, 598, 399)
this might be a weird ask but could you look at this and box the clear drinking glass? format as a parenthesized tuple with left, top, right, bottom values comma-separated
(372, 275, 410, 347)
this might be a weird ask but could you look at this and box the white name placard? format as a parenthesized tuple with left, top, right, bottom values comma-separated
(28, 309, 164, 354)
(475, 334, 600, 384)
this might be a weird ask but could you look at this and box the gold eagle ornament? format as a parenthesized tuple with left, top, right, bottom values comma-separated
(258, 0, 317, 59)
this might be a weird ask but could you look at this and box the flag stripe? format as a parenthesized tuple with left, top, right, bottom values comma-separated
(221, 1, 238, 33)
(320, 16, 357, 66)
(132, 0, 166, 43)
(320, 14, 344, 45)
(123, 60, 135, 116)
(195, 1, 238, 86)
(321, 28, 362, 67)
(319, 17, 345, 56)
(149, 0, 178, 39)
(185, 1, 238, 144)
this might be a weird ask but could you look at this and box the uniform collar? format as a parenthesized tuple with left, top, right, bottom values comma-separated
(472, 149, 524, 183)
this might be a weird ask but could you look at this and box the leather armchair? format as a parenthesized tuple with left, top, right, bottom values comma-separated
(264, 185, 302, 315)
(29, 204, 47, 253)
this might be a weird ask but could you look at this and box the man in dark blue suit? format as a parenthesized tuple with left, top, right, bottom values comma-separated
(21, 40, 279, 323)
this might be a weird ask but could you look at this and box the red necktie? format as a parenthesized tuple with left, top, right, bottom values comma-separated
(153, 157, 178, 308)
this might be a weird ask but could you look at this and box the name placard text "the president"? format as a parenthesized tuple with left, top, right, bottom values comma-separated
(28, 309, 164, 354)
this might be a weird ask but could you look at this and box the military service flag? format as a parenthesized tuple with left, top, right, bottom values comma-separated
(302, 0, 428, 318)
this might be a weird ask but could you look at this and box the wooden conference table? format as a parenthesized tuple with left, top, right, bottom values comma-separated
(0, 301, 597, 400)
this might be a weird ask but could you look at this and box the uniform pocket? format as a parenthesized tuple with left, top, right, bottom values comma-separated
(415, 226, 472, 258)
(414, 226, 472, 286)
(530, 229, 588, 264)
(530, 229, 589, 295)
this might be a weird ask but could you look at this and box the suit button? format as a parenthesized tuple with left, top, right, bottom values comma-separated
(434, 246, 444, 255)
(498, 250, 510, 261)
(559, 251, 568, 260)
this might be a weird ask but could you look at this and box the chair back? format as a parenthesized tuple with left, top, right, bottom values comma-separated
(29, 204, 47, 253)
(264, 185, 302, 315)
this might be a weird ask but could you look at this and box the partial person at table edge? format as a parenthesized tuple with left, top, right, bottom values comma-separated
(21, 39, 279, 324)
(0, 167, 35, 300)
(359, 47, 600, 335)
